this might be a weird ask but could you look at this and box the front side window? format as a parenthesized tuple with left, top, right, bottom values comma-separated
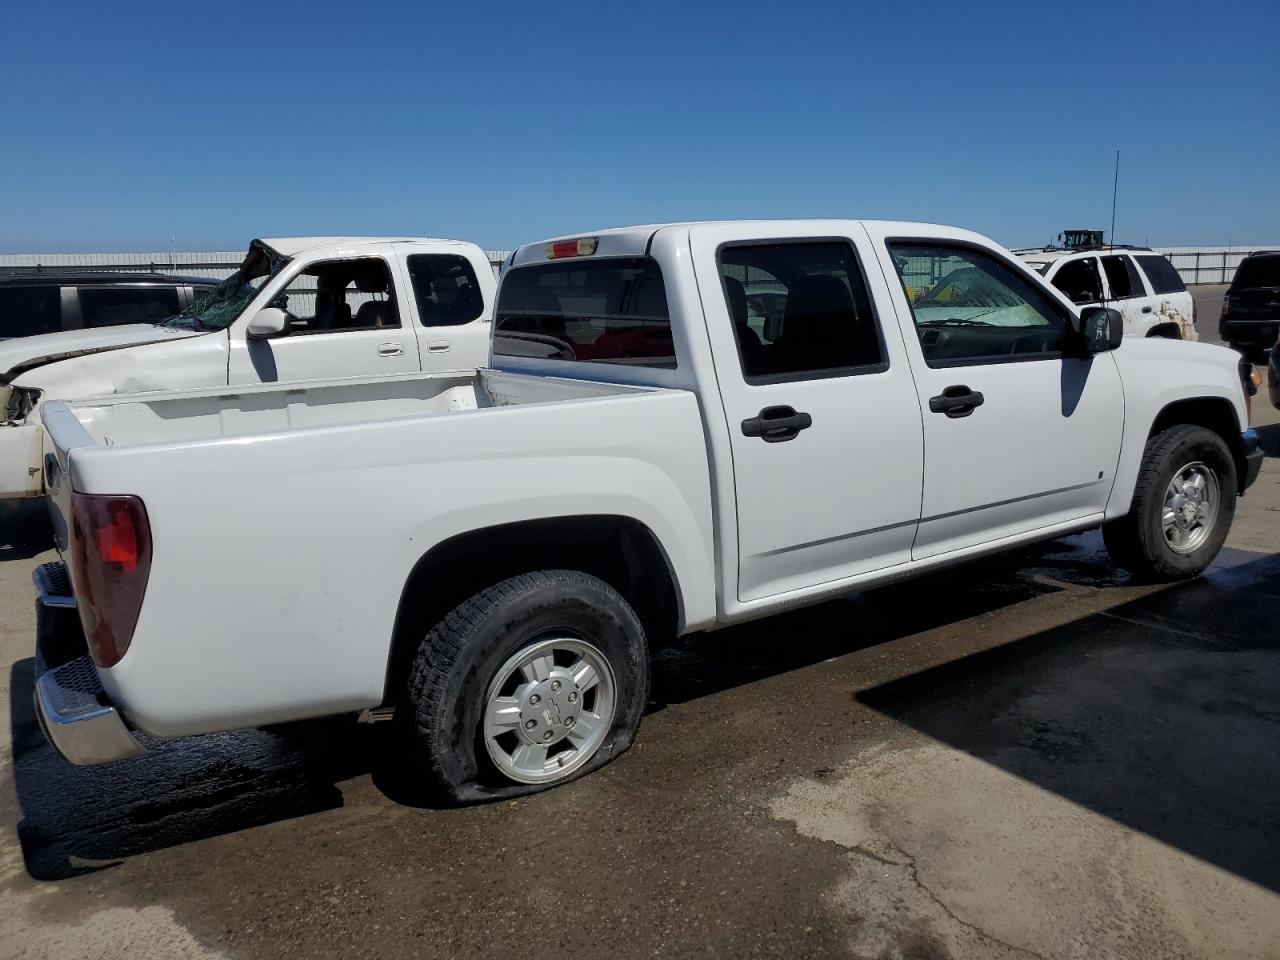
(1100, 255, 1145, 299)
(494, 257, 673, 367)
(1050, 257, 1103, 304)
(0, 285, 61, 337)
(407, 254, 484, 327)
(79, 286, 180, 327)
(1136, 255, 1186, 295)
(272, 258, 400, 334)
(717, 241, 884, 382)
(889, 242, 1070, 366)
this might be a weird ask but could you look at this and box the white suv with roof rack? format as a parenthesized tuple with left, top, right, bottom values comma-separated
(1016, 246, 1196, 341)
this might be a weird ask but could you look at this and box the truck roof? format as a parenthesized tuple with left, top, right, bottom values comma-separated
(258, 237, 479, 259)
(507, 219, 987, 267)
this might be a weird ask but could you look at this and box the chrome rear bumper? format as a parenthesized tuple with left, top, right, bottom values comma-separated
(35, 657, 144, 765)
(33, 562, 143, 765)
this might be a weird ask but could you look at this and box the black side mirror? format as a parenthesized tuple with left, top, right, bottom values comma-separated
(1077, 306, 1123, 353)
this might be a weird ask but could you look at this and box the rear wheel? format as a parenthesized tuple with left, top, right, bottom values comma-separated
(1102, 425, 1236, 581)
(404, 570, 648, 803)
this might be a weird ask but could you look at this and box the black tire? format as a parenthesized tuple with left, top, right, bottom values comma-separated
(1102, 425, 1237, 581)
(404, 570, 648, 804)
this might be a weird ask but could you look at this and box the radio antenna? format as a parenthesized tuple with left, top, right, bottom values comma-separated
(1109, 150, 1120, 250)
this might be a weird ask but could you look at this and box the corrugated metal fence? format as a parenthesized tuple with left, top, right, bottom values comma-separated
(0, 249, 512, 281)
(1154, 246, 1278, 286)
(1, 245, 1275, 286)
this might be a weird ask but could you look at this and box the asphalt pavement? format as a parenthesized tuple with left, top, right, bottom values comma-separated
(1, 312, 1277, 960)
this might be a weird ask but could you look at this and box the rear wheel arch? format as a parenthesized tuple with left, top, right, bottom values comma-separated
(384, 515, 682, 701)
(1145, 322, 1183, 339)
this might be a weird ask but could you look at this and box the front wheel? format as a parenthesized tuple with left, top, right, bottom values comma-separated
(404, 570, 648, 804)
(1102, 425, 1237, 581)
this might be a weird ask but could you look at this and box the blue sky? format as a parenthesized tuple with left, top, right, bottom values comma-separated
(1, 0, 1276, 252)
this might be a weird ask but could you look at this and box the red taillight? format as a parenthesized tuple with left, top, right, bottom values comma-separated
(68, 493, 152, 668)
(545, 237, 599, 259)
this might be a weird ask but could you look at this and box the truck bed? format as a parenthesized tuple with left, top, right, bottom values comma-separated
(45, 368, 647, 451)
(40, 366, 716, 737)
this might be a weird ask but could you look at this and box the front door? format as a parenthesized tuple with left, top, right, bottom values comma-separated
(1100, 253, 1155, 335)
(874, 234, 1125, 560)
(228, 255, 419, 384)
(689, 222, 925, 603)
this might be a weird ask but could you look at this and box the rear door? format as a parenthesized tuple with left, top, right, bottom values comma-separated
(688, 222, 925, 602)
(1135, 254, 1195, 338)
(400, 251, 491, 369)
(873, 231, 1124, 560)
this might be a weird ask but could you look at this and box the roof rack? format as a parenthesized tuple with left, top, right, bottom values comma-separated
(1065, 244, 1153, 253)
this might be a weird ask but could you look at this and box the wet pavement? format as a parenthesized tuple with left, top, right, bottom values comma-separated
(1, 411, 1277, 959)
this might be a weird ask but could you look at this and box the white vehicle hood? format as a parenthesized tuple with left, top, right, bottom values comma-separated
(0, 324, 201, 381)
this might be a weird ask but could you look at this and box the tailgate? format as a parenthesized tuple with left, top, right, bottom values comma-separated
(39, 400, 100, 556)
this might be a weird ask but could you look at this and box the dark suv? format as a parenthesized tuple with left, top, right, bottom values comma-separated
(1220, 252, 1280, 361)
(0, 272, 217, 340)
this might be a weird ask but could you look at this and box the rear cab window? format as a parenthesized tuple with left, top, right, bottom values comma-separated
(494, 257, 674, 367)
(1135, 255, 1187, 295)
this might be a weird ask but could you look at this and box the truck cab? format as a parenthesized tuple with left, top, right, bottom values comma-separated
(0, 237, 495, 500)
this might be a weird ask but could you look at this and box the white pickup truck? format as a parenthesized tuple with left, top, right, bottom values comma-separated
(0, 236, 495, 500)
(32, 220, 1262, 803)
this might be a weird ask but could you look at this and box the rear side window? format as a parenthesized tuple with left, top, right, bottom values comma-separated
(1049, 258, 1102, 304)
(1135, 255, 1186, 295)
(494, 257, 673, 367)
(1231, 255, 1280, 290)
(79, 286, 180, 327)
(717, 241, 885, 383)
(407, 254, 484, 327)
(0, 285, 62, 337)
(1101, 255, 1146, 299)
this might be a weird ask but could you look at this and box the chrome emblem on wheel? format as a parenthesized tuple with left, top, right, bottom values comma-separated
(482, 637, 616, 785)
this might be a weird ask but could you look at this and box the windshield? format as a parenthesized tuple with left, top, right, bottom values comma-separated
(165, 243, 289, 331)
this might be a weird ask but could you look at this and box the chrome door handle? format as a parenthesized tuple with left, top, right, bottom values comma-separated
(426, 341, 450, 353)
(378, 343, 404, 357)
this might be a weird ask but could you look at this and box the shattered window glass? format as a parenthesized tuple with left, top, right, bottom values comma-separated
(166, 245, 289, 331)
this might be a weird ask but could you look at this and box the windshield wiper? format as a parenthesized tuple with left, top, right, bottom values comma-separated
(916, 317, 994, 327)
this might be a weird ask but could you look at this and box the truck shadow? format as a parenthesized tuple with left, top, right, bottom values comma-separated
(1, 530, 1246, 882)
(855, 548, 1280, 894)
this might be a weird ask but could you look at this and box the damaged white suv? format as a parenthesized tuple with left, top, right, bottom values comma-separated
(1017, 246, 1196, 341)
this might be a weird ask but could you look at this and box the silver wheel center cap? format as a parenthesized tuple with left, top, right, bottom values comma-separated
(517, 676, 580, 745)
